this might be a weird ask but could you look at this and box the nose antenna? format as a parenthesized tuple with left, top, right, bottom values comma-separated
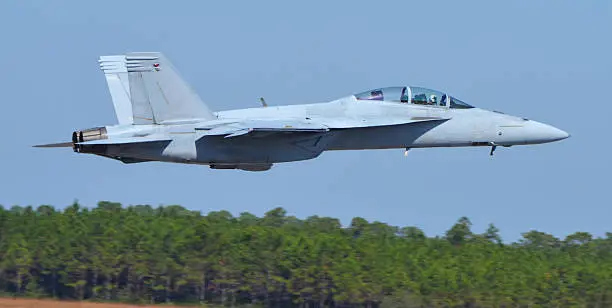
(488, 142, 499, 156)
(259, 97, 268, 107)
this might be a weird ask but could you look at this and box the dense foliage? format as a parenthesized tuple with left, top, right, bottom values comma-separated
(0, 201, 610, 307)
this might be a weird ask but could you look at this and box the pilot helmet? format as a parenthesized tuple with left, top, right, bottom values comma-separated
(430, 94, 437, 102)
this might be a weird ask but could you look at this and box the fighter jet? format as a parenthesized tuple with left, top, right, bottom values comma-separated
(34, 52, 569, 172)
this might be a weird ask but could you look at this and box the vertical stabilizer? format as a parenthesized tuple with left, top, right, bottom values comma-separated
(125, 52, 216, 124)
(99, 55, 134, 125)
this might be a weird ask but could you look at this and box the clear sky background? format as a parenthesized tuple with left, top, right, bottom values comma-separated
(0, 0, 610, 242)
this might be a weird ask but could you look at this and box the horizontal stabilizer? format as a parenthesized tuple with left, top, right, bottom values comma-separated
(33, 142, 73, 148)
(195, 119, 329, 140)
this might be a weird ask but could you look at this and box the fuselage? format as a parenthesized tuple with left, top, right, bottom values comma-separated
(215, 95, 569, 149)
(93, 94, 568, 167)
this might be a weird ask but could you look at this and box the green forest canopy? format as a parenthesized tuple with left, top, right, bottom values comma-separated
(0, 201, 610, 307)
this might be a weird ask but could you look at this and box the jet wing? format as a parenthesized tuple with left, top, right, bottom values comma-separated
(195, 116, 450, 140)
(196, 119, 330, 139)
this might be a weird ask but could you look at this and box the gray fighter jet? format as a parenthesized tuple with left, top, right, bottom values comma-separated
(35, 52, 569, 171)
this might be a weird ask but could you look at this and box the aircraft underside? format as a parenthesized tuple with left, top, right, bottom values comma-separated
(71, 127, 330, 171)
(70, 120, 461, 171)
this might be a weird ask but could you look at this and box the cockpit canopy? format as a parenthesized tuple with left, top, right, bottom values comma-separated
(353, 86, 474, 109)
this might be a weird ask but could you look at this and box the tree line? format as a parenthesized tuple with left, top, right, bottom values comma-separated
(0, 201, 610, 307)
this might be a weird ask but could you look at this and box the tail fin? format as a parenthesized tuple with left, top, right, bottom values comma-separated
(125, 52, 216, 124)
(99, 55, 134, 125)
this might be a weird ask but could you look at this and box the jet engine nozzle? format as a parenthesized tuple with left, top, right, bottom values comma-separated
(72, 127, 108, 152)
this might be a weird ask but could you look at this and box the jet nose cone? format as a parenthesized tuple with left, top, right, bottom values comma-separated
(550, 126, 570, 141)
(529, 121, 570, 143)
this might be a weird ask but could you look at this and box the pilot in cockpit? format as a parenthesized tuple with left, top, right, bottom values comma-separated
(440, 94, 447, 106)
(429, 94, 437, 105)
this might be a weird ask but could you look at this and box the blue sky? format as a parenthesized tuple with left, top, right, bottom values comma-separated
(0, 0, 610, 242)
